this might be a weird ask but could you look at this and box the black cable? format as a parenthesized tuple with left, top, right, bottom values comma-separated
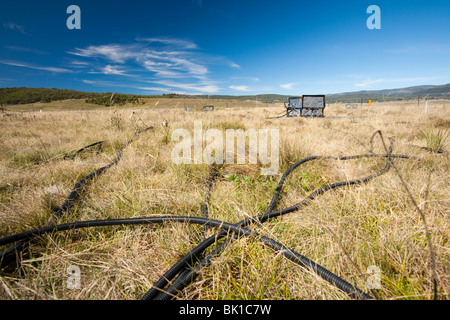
(417, 146, 448, 155)
(148, 130, 424, 300)
(149, 164, 221, 299)
(1, 151, 401, 300)
(145, 150, 412, 300)
(64, 141, 104, 160)
(0, 126, 153, 269)
(202, 165, 220, 222)
(0, 135, 433, 300)
(0, 215, 372, 300)
(266, 112, 288, 119)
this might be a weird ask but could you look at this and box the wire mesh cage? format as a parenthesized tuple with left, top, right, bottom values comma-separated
(285, 95, 326, 117)
(285, 97, 302, 117)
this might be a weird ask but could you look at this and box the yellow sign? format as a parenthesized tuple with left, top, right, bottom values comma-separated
(277, 104, 279, 109)
(369, 100, 372, 106)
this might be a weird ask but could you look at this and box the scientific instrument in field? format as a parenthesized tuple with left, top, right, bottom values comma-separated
(284, 95, 326, 117)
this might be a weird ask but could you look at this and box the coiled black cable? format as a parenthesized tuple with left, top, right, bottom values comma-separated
(157, 141, 446, 300)
(1, 150, 401, 300)
(0, 215, 372, 300)
(146, 128, 437, 301)
(0, 131, 440, 300)
(144, 150, 403, 300)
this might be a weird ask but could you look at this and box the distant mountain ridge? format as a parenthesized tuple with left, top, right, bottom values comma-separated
(327, 83, 450, 102)
(1, 83, 449, 105)
(197, 83, 450, 103)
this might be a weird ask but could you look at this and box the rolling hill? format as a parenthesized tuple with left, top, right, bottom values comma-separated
(1, 83, 449, 106)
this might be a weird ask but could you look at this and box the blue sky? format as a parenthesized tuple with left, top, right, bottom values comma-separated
(0, 0, 449, 95)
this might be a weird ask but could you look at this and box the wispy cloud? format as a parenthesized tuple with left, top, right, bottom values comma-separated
(354, 77, 440, 88)
(69, 40, 209, 79)
(229, 85, 249, 91)
(89, 64, 130, 76)
(152, 80, 220, 94)
(280, 83, 296, 90)
(0, 60, 72, 73)
(231, 76, 259, 82)
(136, 37, 198, 49)
(99, 65, 129, 76)
(68, 44, 139, 64)
(354, 78, 386, 88)
(68, 37, 243, 93)
(137, 86, 173, 93)
(68, 60, 91, 69)
(82, 79, 135, 88)
(3, 22, 29, 35)
(138, 53, 208, 78)
(4, 46, 47, 55)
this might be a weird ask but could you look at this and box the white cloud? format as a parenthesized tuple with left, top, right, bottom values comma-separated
(280, 83, 296, 90)
(101, 65, 128, 76)
(3, 22, 28, 35)
(69, 41, 209, 79)
(68, 44, 139, 63)
(354, 79, 386, 88)
(82, 79, 135, 88)
(68, 37, 243, 93)
(137, 87, 172, 93)
(231, 76, 260, 82)
(140, 54, 208, 77)
(0, 60, 71, 73)
(354, 77, 440, 88)
(152, 80, 220, 94)
(136, 37, 198, 49)
(229, 85, 249, 91)
(69, 60, 91, 69)
(4, 46, 47, 55)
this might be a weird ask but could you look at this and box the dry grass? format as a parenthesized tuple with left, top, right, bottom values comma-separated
(0, 99, 449, 300)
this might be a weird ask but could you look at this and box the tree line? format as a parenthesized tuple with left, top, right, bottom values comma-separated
(0, 87, 102, 105)
(85, 94, 143, 106)
(0, 87, 151, 106)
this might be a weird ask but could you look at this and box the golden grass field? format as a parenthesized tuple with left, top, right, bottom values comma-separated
(0, 98, 448, 300)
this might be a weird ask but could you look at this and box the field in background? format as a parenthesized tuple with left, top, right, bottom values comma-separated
(0, 99, 448, 300)
(3, 96, 274, 112)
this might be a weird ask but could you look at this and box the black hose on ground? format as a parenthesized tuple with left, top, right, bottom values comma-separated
(0, 126, 153, 269)
(0, 215, 372, 300)
(145, 149, 399, 300)
(148, 129, 440, 300)
(1, 150, 399, 300)
(266, 113, 288, 119)
(0, 132, 440, 300)
(202, 165, 220, 230)
(64, 141, 104, 160)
